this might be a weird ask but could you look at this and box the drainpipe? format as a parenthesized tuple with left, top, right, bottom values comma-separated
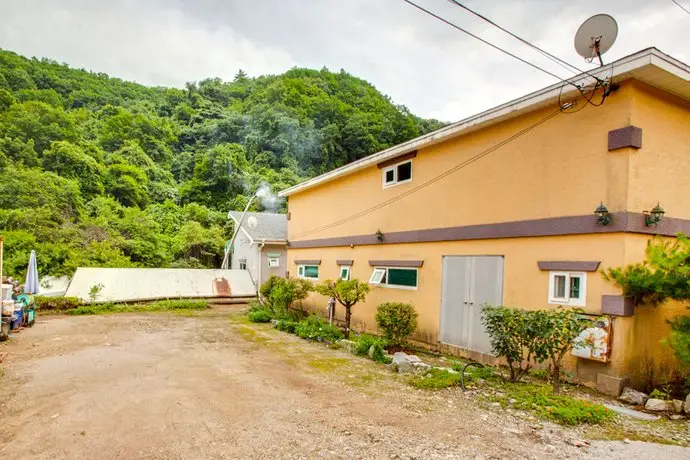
(221, 193, 257, 269)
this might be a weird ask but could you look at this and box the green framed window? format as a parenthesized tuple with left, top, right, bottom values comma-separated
(339, 266, 350, 281)
(369, 267, 418, 289)
(298, 264, 319, 280)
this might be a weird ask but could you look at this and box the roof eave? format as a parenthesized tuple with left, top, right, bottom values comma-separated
(279, 48, 689, 198)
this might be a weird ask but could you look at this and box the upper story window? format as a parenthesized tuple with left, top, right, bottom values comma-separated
(383, 160, 412, 188)
(548, 271, 586, 307)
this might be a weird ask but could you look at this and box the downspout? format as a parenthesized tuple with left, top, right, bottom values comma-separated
(256, 239, 266, 297)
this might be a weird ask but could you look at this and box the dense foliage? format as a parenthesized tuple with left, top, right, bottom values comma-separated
(259, 275, 313, 318)
(375, 302, 418, 347)
(0, 49, 443, 278)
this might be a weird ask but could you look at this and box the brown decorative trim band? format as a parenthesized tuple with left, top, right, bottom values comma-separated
(601, 295, 635, 316)
(294, 259, 321, 265)
(377, 151, 417, 169)
(289, 212, 690, 249)
(537, 261, 600, 272)
(336, 260, 353, 266)
(369, 260, 424, 268)
(608, 126, 642, 151)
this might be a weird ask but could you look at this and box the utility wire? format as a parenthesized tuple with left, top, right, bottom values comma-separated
(672, 0, 690, 15)
(400, 0, 567, 82)
(291, 108, 563, 239)
(401, 0, 610, 106)
(446, 0, 599, 81)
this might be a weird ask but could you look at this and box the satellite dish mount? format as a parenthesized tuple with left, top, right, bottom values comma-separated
(574, 14, 618, 67)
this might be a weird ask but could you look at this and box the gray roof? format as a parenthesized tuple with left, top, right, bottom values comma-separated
(228, 211, 287, 242)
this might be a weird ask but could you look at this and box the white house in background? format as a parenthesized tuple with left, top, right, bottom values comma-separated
(228, 211, 288, 288)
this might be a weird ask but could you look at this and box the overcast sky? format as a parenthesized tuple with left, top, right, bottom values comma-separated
(0, 0, 687, 121)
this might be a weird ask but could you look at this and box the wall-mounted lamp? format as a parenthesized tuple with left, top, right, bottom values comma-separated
(644, 203, 665, 226)
(375, 229, 384, 242)
(594, 202, 611, 226)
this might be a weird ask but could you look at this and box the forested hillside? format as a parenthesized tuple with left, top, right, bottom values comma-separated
(0, 49, 444, 278)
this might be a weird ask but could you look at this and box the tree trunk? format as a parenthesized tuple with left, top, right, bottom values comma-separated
(552, 363, 561, 394)
(344, 305, 352, 339)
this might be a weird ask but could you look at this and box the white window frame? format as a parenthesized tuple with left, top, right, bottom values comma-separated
(368, 267, 418, 290)
(548, 271, 586, 307)
(382, 160, 412, 188)
(239, 261, 247, 270)
(339, 266, 351, 281)
(267, 257, 280, 268)
(297, 264, 319, 280)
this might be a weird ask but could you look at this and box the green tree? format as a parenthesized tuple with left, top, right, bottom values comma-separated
(315, 279, 370, 339)
(43, 140, 104, 197)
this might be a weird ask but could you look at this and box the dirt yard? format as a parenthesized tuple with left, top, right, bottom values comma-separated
(0, 307, 688, 459)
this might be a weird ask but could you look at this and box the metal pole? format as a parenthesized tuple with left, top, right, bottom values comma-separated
(0, 236, 4, 285)
(221, 193, 257, 269)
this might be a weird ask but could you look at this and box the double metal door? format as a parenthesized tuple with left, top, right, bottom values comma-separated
(439, 256, 504, 354)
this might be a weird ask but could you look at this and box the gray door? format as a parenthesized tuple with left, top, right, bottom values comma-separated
(439, 256, 504, 354)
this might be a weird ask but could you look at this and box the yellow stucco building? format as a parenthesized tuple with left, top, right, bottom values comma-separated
(279, 48, 690, 394)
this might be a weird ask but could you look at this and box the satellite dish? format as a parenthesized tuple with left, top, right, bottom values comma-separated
(574, 14, 618, 66)
(247, 216, 258, 229)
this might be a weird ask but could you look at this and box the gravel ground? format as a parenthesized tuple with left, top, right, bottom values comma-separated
(0, 307, 688, 459)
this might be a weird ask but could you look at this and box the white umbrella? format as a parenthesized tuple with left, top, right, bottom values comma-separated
(24, 250, 39, 295)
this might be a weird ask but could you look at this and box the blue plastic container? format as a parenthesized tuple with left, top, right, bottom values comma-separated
(10, 307, 23, 330)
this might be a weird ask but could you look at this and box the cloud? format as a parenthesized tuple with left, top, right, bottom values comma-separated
(0, 0, 686, 121)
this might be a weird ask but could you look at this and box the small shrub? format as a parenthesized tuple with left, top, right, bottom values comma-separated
(248, 309, 272, 323)
(409, 368, 462, 389)
(295, 315, 344, 343)
(481, 306, 538, 382)
(375, 302, 418, 347)
(353, 334, 385, 355)
(666, 315, 690, 374)
(34, 296, 83, 311)
(274, 320, 298, 334)
(260, 275, 313, 317)
(649, 387, 672, 401)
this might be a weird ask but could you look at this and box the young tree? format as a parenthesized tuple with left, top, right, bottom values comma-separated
(481, 306, 539, 382)
(531, 308, 587, 394)
(315, 279, 370, 339)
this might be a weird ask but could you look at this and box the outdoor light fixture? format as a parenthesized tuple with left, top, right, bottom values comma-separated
(644, 203, 665, 226)
(375, 229, 384, 242)
(594, 202, 611, 226)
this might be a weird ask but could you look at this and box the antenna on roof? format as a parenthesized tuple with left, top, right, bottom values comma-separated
(574, 14, 618, 66)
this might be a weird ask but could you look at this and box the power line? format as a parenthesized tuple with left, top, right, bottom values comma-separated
(672, 0, 690, 15)
(291, 107, 563, 240)
(401, 0, 610, 107)
(446, 0, 598, 80)
(400, 0, 567, 82)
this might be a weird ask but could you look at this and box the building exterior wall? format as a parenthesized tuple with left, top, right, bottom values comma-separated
(230, 230, 259, 286)
(285, 79, 690, 388)
(258, 244, 288, 287)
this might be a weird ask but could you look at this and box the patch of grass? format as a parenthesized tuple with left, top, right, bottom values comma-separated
(450, 363, 499, 383)
(248, 309, 272, 323)
(408, 368, 462, 389)
(488, 382, 613, 426)
(586, 422, 685, 446)
(307, 357, 350, 372)
(66, 299, 209, 315)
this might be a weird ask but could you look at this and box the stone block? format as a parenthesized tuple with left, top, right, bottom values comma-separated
(645, 398, 668, 412)
(596, 374, 629, 397)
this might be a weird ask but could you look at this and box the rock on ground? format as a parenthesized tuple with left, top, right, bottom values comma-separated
(645, 398, 669, 412)
(619, 387, 649, 406)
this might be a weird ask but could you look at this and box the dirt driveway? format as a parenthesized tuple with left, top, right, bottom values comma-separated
(0, 308, 688, 459)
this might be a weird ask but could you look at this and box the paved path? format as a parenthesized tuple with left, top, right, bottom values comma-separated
(0, 309, 688, 459)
